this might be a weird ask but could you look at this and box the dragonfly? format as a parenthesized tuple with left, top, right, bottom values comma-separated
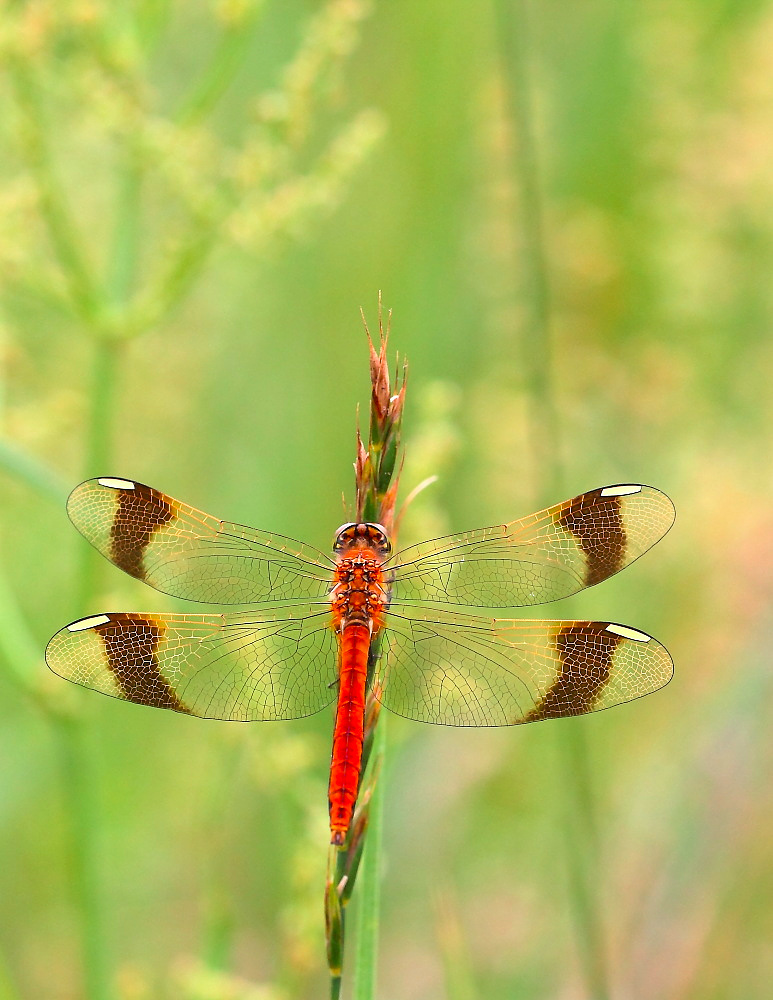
(46, 477, 675, 844)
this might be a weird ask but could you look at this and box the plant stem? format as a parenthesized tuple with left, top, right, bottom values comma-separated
(107, 149, 143, 309)
(8, 53, 116, 996)
(60, 139, 144, 1000)
(0, 547, 109, 1000)
(137, 223, 222, 335)
(53, 715, 112, 1000)
(493, 3, 609, 997)
(55, 333, 118, 1000)
(493, 0, 560, 500)
(0, 440, 68, 506)
(177, 7, 263, 127)
(0, 537, 110, 1000)
(74, 139, 141, 601)
(351, 713, 386, 1000)
(8, 58, 100, 324)
(77, 337, 121, 611)
(56, 128, 145, 1000)
(559, 727, 608, 998)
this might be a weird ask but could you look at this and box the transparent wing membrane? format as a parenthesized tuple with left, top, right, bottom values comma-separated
(67, 479, 333, 605)
(51, 480, 675, 728)
(389, 485, 675, 608)
(374, 608, 673, 727)
(46, 606, 338, 721)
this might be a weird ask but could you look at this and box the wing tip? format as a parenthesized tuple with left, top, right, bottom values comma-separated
(67, 476, 149, 505)
(596, 482, 677, 538)
(600, 481, 676, 511)
(605, 619, 675, 686)
(45, 613, 114, 667)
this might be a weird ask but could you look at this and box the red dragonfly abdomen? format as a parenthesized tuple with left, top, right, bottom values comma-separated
(329, 621, 370, 845)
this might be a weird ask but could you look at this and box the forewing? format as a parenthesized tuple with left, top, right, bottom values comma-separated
(67, 478, 333, 604)
(389, 484, 675, 608)
(374, 609, 673, 726)
(46, 606, 338, 721)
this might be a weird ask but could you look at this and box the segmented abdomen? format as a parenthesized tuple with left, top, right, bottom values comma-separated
(329, 622, 370, 845)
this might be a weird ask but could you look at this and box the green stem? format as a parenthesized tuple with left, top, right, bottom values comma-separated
(351, 714, 386, 1000)
(57, 141, 142, 1000)
(0, 439, 68, 506)
(77, 338, 121, 611)
(106, 149, 143, 309)
(0, 555, 110, 1000)
(61, 127, 147, 994)
(559, 728, 608, 998)
(0, 266, 68, 510)
(493, 3, 609, 997)
(148, 5, 264, 333)
(63, 340, 117, 1000)
(8, 58, 101, 324)
(0, 164, 111, 1000)
(136, 223, 221, 336)
(53, 716, 112, 1000)
(493, 0, 560, 500)
(0, 545, 109, 1000)
(176, 8, 263, 127)
(0, 560, 109, 1000)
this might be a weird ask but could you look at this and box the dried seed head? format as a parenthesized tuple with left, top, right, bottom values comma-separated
(355, 297, 405, 529)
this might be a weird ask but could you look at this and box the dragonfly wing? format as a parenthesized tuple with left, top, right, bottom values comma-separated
(67, 478, 334, 604)
(373, 608, 673, 726)
(389, 484, 675, 608)
(46, 606, 338, 721)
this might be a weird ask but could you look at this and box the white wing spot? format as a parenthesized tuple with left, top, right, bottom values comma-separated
(606, 623, 651, 642)
(67, 614, 111, 632)
(600, 484, 642, 497)
(97, 478, 136, 490)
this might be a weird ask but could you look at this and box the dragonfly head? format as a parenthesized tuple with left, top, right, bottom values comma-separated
(333, 522, 391, 557)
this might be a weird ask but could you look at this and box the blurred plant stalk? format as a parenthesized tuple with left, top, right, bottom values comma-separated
(0, 4, 383, 999)
(494, 2, 610, 997)
(325, 302, 405, 1000)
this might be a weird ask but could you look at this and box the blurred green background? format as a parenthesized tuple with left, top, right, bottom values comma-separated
(2, 1, 772, 998)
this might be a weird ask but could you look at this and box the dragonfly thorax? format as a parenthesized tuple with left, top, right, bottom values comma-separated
(330, 550, 388, 630)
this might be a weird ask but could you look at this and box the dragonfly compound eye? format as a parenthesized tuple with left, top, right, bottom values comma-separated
(333, 523, 358, 551)
(333, 522, 391, 555)
(366, 523, 391, 555)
